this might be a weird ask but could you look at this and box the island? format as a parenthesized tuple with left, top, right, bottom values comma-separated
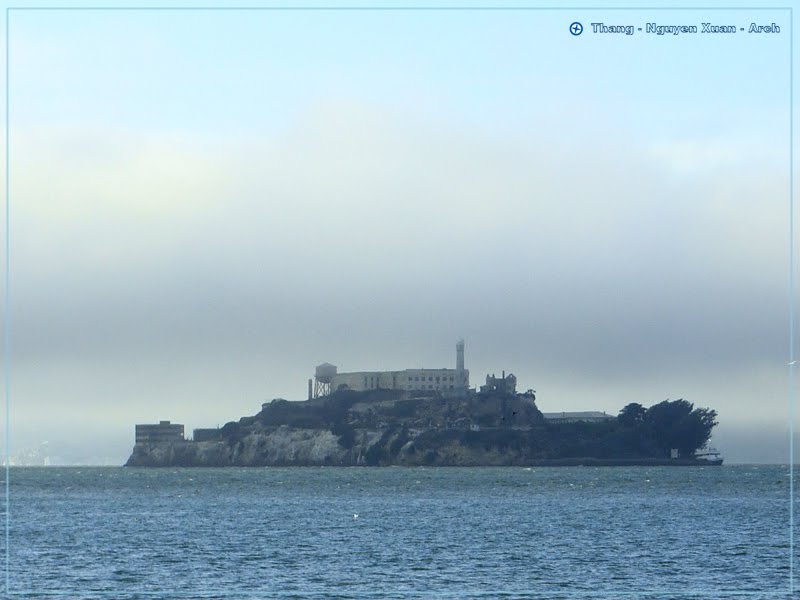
(125, 388, 720, 467)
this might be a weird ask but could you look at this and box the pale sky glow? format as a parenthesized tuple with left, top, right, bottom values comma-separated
(3, 3, 795, 464)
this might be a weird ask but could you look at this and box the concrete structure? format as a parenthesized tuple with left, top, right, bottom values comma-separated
(316, 340, 470, 396)
(193, 428, 221, 442)
(135, 421, 185, 443)
(480, 371, 517, 395)
(542, 411, 614, 424)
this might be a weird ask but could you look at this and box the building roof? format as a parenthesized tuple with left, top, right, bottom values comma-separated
(542, 411, 614, 420)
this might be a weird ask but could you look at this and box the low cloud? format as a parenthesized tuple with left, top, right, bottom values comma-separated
(8, 100, 791, 462)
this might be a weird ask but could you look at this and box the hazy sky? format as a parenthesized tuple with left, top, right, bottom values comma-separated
(3, 2, 795, 464)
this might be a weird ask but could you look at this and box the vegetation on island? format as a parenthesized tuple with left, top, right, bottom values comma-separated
(541, 399, 718, 460)
(205, 391, 718, 465)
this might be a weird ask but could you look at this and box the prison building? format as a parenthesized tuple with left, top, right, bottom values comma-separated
(312, 340, 469, 397)
(135, 421, 185, 443)
(331, 368, 468, 393)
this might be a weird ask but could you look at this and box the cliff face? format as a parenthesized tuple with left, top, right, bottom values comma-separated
(125, 425, 551, 467)
(125, 390, 720, 467)
(126, 390, 547, 467)
(127, 428, 346, 467)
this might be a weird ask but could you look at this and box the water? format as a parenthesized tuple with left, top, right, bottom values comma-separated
(5, 465, 796, 598)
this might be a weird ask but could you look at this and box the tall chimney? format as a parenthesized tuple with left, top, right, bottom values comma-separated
(308, 378, 313, 400)
(456, 339, 465, 371)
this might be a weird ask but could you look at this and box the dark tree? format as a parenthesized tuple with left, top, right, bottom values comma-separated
(644, 399, 717, 457)
(618, 402, 647, 427)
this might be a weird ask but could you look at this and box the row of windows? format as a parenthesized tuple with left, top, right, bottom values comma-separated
(353, 379, 464, 391)
(408, 376, 455, 382)
(408, 384, 456, 390)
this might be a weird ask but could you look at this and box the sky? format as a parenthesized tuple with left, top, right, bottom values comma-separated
(1, 2, 795, 464)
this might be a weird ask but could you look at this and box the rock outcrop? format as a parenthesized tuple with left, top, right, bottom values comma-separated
(125, 390, 721, 467)
(126, 389, 547, 467)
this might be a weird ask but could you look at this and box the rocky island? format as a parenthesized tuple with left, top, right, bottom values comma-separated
(125, 388, 720, 467)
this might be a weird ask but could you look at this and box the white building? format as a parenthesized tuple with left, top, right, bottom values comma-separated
(317, 340, 469, 395)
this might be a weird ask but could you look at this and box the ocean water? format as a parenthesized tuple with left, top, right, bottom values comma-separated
(6, 465, 796, 598)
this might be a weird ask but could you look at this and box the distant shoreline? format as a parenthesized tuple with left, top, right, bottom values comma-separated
(122, 447, 723, 468)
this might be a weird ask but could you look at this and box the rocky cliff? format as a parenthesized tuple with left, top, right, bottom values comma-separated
(125, 390, 720, 467)
(126, 389, 549, 467)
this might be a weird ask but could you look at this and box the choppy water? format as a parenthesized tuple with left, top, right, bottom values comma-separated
(5, 465, 797, 598)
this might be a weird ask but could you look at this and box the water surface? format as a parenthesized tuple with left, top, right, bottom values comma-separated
(7, 465, 796, 598)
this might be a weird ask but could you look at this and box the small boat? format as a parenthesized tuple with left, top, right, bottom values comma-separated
(694, 445, 723, 465)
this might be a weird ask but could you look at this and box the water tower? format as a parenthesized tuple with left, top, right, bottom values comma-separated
(314, 363, 337, 398)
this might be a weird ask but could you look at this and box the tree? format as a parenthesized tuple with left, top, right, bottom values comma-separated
(680, 407, 718, 455)
(644, 399, 717, 457)
(618, 402, 647, 427)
